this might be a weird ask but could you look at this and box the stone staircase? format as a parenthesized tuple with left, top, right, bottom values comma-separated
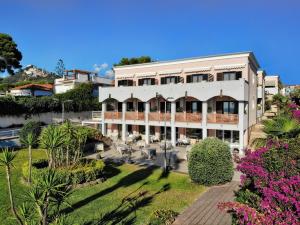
(248, 123, 266, 149)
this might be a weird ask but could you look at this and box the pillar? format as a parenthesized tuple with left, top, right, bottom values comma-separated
(101, 102, 106, 135)
(202, 101, 207, 139)
(122, 102, 126, 141)
(238, 101, 245, 155)
(145, 102, 150, 144)
(171, 101, 176, 147)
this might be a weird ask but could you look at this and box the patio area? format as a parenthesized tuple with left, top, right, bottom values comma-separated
(87, 139, 190, 173)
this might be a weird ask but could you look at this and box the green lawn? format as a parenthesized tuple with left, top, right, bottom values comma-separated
(0, 149, 205, 225)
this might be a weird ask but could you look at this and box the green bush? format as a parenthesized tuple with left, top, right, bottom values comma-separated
(188, 138, 234, 185)
(147, 209, 178, 225)
(22, 158, 105, 185)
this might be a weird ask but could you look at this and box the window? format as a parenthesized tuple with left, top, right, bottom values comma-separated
(126, 102, 134, 111)
(217, 71, 242, 81)
(160, 102, 171, 112)
(138, 78, 155, 86)
(161, 76, 180, 84)
(216, 101, 238, 114)
(186, 101, 201, 113)
(118, 79, 134, 86)
(138, 102, 144, 112)
(187, 74, 208, 83)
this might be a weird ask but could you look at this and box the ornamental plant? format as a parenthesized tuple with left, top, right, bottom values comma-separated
(188, 138, 233, 185)
(218, 139, 300, 224)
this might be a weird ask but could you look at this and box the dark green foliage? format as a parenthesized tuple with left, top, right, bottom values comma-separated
(22, 158, 105, 185)
(19, 121, 42, 147)
(0, 83, 101, 115)
(55, 59, 65, 77)
(147, 209, 178, 225)
(114, 56, 153, 66)
(0, 33, 22, 75)
(188, 138, 234, 185)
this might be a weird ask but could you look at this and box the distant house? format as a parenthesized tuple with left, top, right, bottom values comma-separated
(265, 75, 281, 98)
(10, 84, 53, 97)
(54, 69, 113, 95)
(281, 84, 300, 96)
(23, 65, 51, 78)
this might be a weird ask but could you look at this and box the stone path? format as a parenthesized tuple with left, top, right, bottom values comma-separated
(173, 181, 240, 225)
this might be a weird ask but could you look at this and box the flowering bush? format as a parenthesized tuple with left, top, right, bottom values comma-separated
(218, 139, 300, 225)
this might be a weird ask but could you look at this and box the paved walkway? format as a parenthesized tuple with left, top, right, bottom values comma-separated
(173, 181, 240, 225)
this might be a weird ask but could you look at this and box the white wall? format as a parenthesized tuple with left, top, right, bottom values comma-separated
(0, 111, 92, 128)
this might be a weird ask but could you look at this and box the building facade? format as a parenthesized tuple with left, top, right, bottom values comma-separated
(54, 69, 112, 95)
(10, 84, 53, 97)
(99, 52, 262, 155)
(265, 75, 281, 98)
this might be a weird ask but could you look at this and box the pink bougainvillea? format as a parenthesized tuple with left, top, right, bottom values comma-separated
(218, 141, 300, 225)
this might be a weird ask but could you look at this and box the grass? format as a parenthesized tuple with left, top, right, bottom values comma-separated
(0, 149, 206, 225)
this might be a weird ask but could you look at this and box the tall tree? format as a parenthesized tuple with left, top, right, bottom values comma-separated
(0, 33, 22, 75)
(0, 148, 23, 225)
(55, 59, 65, 77)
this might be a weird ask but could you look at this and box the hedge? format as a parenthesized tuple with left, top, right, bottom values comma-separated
(22, 158, 105, 185)
(188, 138, 234, 186)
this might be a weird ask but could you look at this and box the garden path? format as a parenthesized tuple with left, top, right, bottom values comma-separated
(173, 181, 240, 225)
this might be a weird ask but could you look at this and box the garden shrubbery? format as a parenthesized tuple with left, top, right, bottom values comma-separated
(22, 158, 105, 185)
(188, 138, 234, 186)
(147, 209, 178, 225)
(0, 83, 101, 116)
(219, 138, 300, 224)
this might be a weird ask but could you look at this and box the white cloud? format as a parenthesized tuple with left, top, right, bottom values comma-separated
(93, 63, 108, 73)
(105, 69, 114, 78)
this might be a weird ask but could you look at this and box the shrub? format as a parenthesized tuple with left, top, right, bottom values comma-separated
(219, 139, 300, 224)
(147, 209, 178, 225)
(188, 138, 234, 185)
(22, 158, 105, 185)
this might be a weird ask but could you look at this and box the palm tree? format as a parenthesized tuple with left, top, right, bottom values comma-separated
(252, 115, 300, 148)
(21, 132, 37, 184)
(272, 94, 288, 114)
(61, 121, 75, 167)
(0, 148, 23, 225)
(39, 125, 65, 168)
(28, 169, 71, 225)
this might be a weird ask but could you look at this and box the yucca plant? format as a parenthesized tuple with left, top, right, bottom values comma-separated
(28, 169, 72, 225)
(61, 121, 75, 167)
(39, 125, 65, 169)
(0, 148, 23, 225)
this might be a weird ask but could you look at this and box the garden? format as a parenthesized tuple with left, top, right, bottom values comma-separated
(0, 121, 205, 225)
(218, 94, 300, 224)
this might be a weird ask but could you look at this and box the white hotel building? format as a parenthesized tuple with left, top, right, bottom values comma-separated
(99, 52, 265, 155)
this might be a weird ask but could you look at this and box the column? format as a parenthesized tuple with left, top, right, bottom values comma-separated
(171, 101, 176, 147)
(122, 102, 126, 141)
(145, 102, 150, 144)
(238, 101, 245, 155)
(101, 102, 107, 135)
(202, 101, 207, 139)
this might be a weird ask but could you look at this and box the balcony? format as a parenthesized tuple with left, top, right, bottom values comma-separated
(148, 112, 171, 121)
(125, 112, 145, 120)
(207, 113, 238, 124)
(104, 111, 122, 120)
(175, 113, 202, 123)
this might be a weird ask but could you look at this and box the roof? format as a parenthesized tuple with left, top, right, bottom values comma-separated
(12, 84, 53, 91)
(114, 51, 260, 70)
(65, 69, 96, 75)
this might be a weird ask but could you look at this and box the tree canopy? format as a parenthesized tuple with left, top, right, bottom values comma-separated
(114, 56, 153, 66)
(55, 59, 65, 77)
(0, 33, 22, 75)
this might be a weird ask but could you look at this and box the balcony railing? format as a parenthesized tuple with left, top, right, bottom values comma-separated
(125, 112, 145, 120)
(104, 111, 122, 120)
(207, 113, 238, 124)
(175, 112, 202, 123)
(92, 111, 102, 120)
(148, 112, 171, 121)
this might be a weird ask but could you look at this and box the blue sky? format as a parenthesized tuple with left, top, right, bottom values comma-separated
(1, 0, 300, 84)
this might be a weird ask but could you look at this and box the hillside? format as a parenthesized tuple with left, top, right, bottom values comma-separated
(0, 65, 59, 92)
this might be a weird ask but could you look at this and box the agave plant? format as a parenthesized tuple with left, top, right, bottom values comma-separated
(0, 148, 23, 225)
